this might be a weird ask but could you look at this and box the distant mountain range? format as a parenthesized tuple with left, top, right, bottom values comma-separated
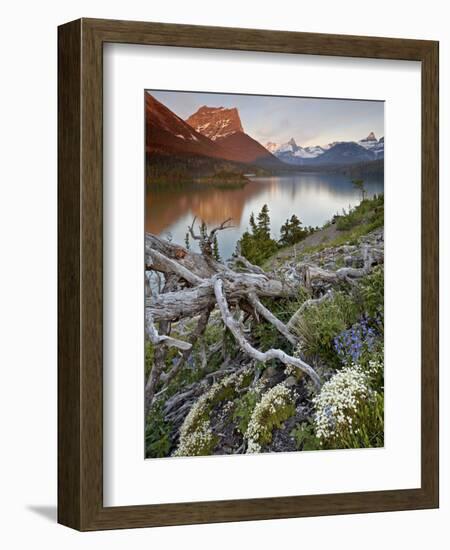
(265, 133, 384, 166)
(146, 92, 384, 175)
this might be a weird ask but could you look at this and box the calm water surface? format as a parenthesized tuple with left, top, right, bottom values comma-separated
(146, 173, 384, 259)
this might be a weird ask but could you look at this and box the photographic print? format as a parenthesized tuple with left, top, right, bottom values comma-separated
(144, 90, 384, 459)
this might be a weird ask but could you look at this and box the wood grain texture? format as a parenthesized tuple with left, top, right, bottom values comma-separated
(420, 40, 439, 506)
(57, 19, 82, 529)
(57, 18, 439, 531)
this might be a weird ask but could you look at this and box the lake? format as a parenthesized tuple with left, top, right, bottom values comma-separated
(146, 172, 384, 260)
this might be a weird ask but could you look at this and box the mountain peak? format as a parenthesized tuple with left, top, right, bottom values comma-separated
(186, 106, 244, 141)
(363, 131, 377, 141)
(288, 137, 298, 147)
(265, 141, 278, 153)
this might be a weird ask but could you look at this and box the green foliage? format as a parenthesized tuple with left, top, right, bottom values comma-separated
(360, 343, 384, 393)
(359, 265, 384, 322)
(336, 194, 384, 231)
(174, 370, 253, 457)
(312, 347, 384, 450)
(294, 291, 359, 364)
(290, 422, 321, 451)
(145, 341, 155, 378)
(220, 326, 241, 363)
(258, 401, 296, 447)
(165, 323, 225, 394)
(249, 212, 257, 233)
(145, 401, 173, 458)
(233, 390, 259, 435)
(146, 153, 264, 187)
(279, 214, 308, 246)
(300, 222, 378, 256)
(253, 290, 309, 356)
(257, 204, 271, 236)
(246, 383, 296, 452)
(323, 391, 384, 450)
(323, 159, 384, 178)
(238, 204, 279, 265)
(213, 235, 221, 261)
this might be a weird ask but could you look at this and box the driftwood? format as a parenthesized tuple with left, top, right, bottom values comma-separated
(145, 234, 297, 324)
(160, 308, 212, 386)
(144, 220, 382, 410)
(144, 219, 322, 409)
(188, 216, 234, 258)
(287, 290, 333, 332)
(300, 244, 374, 289)
(214, 279, 321, 389)
(146, 310, 192, 351)
(145, 319, 170, 415)
(248, 292, 298, 346)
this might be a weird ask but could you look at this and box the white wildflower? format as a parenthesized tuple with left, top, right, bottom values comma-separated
(312, 365, 371, 442)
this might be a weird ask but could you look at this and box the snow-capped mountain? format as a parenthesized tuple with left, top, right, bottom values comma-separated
(314, 142, 377, 165)
(265, 138, 326, 165)
(303, 145, 327, 157)
(265, 132, 383, 165)
(358, 132, 384, 158)
(359, 131, 377, 144)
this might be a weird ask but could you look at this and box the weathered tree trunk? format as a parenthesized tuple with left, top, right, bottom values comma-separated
(144, 224, 382, 410)
(143, 226, 323, 411)
(214, 279, 321, 389)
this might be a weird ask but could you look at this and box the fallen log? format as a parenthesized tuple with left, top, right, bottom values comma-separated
(214, 278, 321, 389)
(144, 225, 382, 410)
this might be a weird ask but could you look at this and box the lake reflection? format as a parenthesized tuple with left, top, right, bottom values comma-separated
(146, 173, 384, 259)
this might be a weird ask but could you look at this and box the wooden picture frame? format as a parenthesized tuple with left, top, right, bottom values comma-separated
(58, 18, 439, 531)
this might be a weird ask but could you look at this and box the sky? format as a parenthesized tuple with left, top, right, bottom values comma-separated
(149, 89, 384, 147)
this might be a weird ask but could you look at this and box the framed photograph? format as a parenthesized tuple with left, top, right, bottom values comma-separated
(58, 18, 439, 530)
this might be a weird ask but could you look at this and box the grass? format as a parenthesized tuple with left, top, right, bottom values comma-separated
(293, 291, 360, 365)
(300, 220, 382, 257)
(336, 194, 384, 231)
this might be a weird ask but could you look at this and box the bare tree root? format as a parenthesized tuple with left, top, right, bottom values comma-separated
(214, 278, 321, 389)
(300, 244, 374, 289)
(144, 221, 383, 413)
(247, 292, 298, 346)
(287, 290, 333, 332)
(160, 308, 213, 386)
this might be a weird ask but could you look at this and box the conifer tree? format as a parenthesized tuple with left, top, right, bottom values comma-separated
(279, 214, 307, 246)
(213, 235, 221, 261)
(249, 212, 257, 234)
(257, 204, 271, 238)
